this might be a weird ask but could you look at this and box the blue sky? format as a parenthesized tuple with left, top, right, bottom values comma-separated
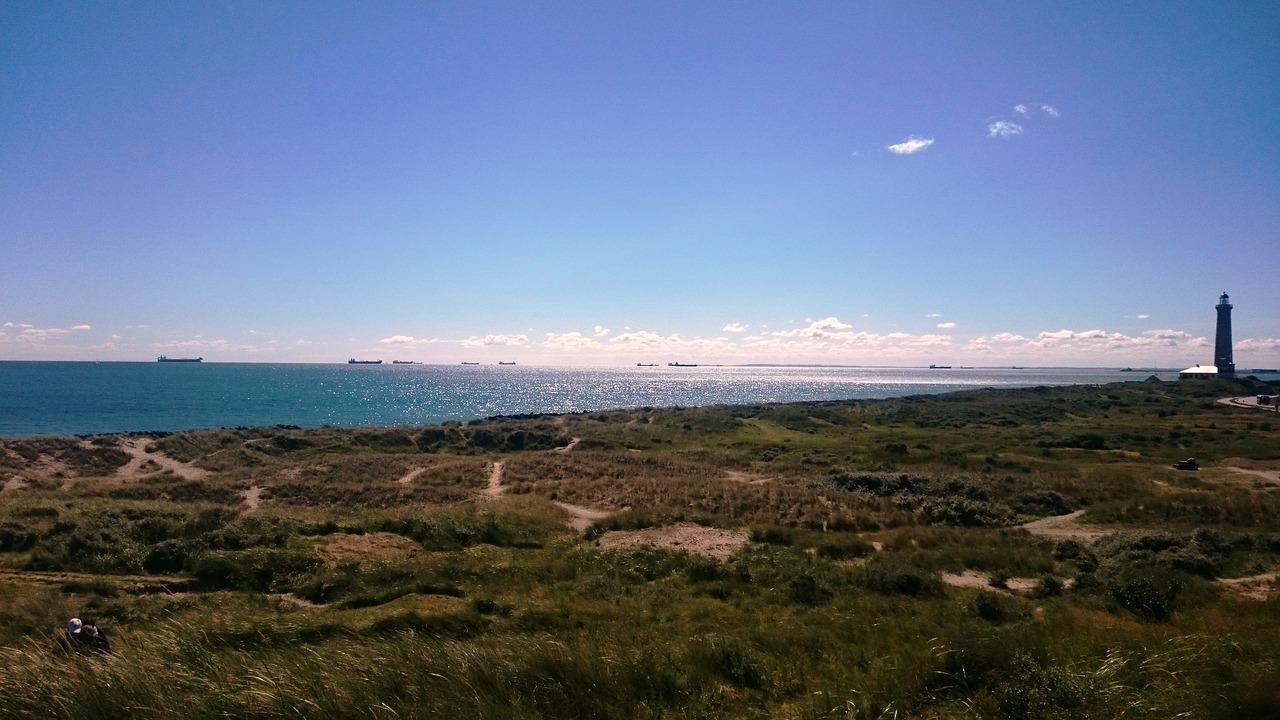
(2, 1, 1277, 366)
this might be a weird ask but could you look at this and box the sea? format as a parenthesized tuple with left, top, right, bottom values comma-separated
(0, 362, 1201, 438)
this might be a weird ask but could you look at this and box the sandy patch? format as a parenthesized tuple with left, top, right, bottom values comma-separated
(3, 475, 29, 492)
(941, 571, 1065, 594)
(942, 571, 999, 590)
(116, 437, 208, 480)
(598, 522, 749, 559)
(484, 461, 504, 496)
(313, 532, 427, 567)
(554, 501, 611, 531)
(1020, 510, 1106, 543)
(1219, 572, 1279, 601)
(33, 455, 74, 478)
(241, 485, 262, 512)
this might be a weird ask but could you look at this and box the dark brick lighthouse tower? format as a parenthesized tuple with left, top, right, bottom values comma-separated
(1215, 292, 1235, 377)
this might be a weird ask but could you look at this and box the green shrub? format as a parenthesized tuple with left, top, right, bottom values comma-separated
(1106, 568, 1183, 620)
(969, 591, 1026, 622)
(855, 559, 945, 598)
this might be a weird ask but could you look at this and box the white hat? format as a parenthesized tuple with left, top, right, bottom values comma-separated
(67, 618, 82, 634)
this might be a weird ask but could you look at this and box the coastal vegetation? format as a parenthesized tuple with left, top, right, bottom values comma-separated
(1, 377, 1278, 718)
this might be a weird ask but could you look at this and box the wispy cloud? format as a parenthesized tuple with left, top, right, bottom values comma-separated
(926, 313, 942, 318)
(886, 136, 934, 155)
(988, 120, 1024, 138)
(723, 322, 748, 333)
(1136, 314, 1150, 320)
(967, 328, 1207, 355)
(937, 322, 956, 329)
(988, 103, 1059, 140)
(0, 324, 90, 344)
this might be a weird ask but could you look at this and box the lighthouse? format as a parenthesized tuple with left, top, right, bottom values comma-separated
(1214, 292, 1235, 377)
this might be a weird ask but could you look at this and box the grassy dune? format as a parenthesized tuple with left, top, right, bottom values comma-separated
(1, 377, 1279, 718)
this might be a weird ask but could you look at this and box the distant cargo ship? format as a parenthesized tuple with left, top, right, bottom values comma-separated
(461, 362, 480, 365)
(157, 356, 202, 363)
(347, 359, 382, 364)
(928, 364, 951, 369)
(498, 361, 516, 365)
(668, 362, 697, 367)
(637, 363, 658, 367)
(392, 360, 417, 364)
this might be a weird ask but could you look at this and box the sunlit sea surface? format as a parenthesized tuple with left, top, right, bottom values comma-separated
(0, 362, 1190, 437)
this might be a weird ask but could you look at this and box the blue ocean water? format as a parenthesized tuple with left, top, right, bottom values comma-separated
(0, 362, 1173, 437)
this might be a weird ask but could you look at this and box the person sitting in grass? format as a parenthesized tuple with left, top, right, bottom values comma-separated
(63, 617, 111, 653)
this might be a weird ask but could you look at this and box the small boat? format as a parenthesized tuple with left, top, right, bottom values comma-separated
(928, 364, 951, 369)
(347, 359, 382, 365)
(668, 362, 697, 367)
(498, 361, 516, 365)
(461, 362, 480, 365)
(637, 363, 658, 367)
(157, 356, 202, 363)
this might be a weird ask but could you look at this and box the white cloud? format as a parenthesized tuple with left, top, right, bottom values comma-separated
(926, 313, 942, 318)
(988, 120, 1024, 138)
(70, 324, 91, 331)
(723, 322, 748, 333)
(1014, 104, 1029, 115)
(1238, 338, 1280, 352)
(378, 335, 448, 346)
(937, 322, 956, 329)
(1136, 314, 1150, 320)
(544, 332, 603, 350)
(593, 325, 610, 337)
(460, 334, 529, 348)
(886, 136, 935, 155)
(1041, 104, 1060, 117)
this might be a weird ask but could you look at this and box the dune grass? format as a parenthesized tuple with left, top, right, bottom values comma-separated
(1, 377, 1279, 718)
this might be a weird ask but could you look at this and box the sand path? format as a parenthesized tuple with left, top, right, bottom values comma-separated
(554, 438, 581, 453)
(397, 467, 427, 485)
(1226, 466, 1280, 484)
(724, 469, 771, 485)
(116, 438, 207, 480)
(1218, 572, 1280, 601)
(0, 568, 195, 593)
(484, 461, 505, 496)
(1020, 510, 1106, 543)
(554, 501, 611, 531)
(241, 485, 262, 512)
(1219, 396, 1278, 411)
